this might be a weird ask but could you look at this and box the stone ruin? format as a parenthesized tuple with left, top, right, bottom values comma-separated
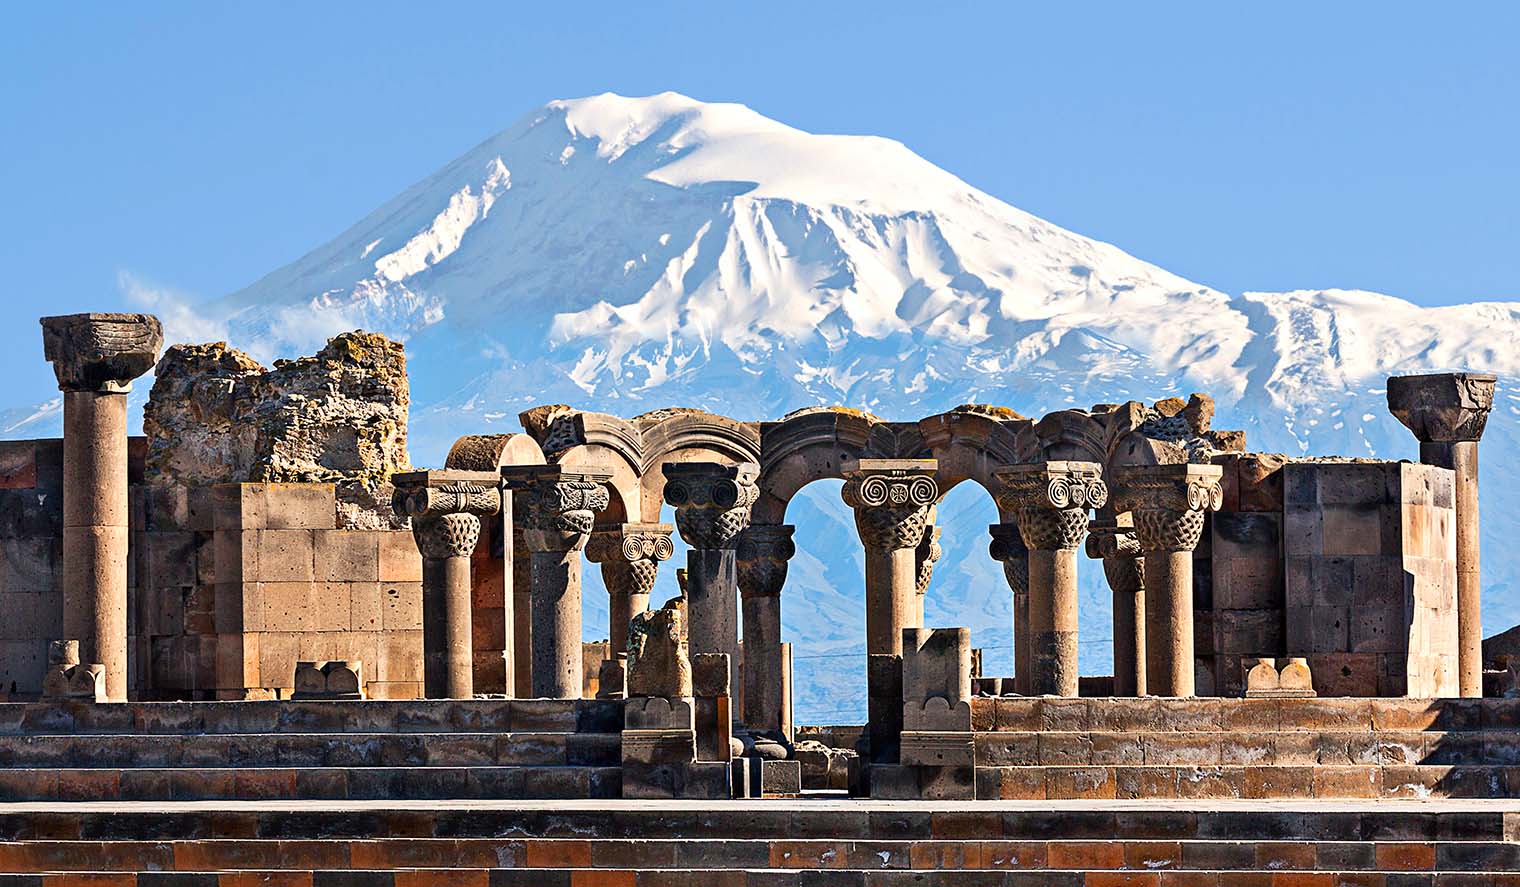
(0, 311, 1515, 815)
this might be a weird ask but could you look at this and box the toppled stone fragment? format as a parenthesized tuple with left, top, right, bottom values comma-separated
(143, 331, 411, 529)
(627, 603, 692, 698)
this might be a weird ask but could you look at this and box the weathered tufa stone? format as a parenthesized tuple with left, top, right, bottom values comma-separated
(291, 660, 364, 699)
(627, 603, 692, 698)
(41, 638, 106, 703)
(1387, 372, 1496, 442)
(40, 313, 163, 393)
(143, 332, 411, 529)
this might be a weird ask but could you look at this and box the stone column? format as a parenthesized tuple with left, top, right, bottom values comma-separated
(1112, 464, 1223, 697)
(391, 470, 501, 699)
(987, 522, 1031, 695)
(841, 459, 939, 656)
(1388, 372, 1496, 698)
(40, 313, 162, 702)
(587, 522, 674, 698)
(663, 462, 759, 696)
(502, 465, 611, 699)
(736, 523, 795, 733)
(1086, 521, 1146, 696)
(996, 461, 1107, 697)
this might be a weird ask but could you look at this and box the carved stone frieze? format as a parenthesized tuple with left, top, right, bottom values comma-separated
(662, 462, 760, 550)
(841, 459, 938, 552)
(1109, 463, 1224, 553)
(736, 524, 797, 599)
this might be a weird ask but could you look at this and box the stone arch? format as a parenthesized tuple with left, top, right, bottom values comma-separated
(1017, 408, 1111, 466)
(753, 407, 924, 525)
(633, 408, 761, 523)
(518, 405, 641, 524)
(917, 404, 1030, 520)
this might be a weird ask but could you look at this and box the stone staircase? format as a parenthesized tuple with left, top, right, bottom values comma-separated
(971, 696, 1520, 800)
(0, 699, 622, 801)
(0, 800, 1514, 883)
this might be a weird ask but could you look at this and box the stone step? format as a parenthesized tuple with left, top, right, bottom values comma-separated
(976, 730, 1520, 767)
(0, 699, 621, 736)
(0, 801, 1508, 843)
(0, 837, 1515, 874)
(0, 872, 1516, 886)
(972, 697, 1520, 734)
(976, 764, 1520, 800)
(0, 766, 622, 801)
(0, 732, 620, 768)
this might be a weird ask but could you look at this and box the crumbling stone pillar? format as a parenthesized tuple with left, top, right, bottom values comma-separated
(663, 462, 759, 696)
(587, 522, 674, 697)
(503, 465, 611, 699)
(736, 523, 795, 734)
(1087, 521, 1146, 696)
(1112, 463, 1223, 697)
(987, 522, 1031, 695)
(842, 460, 939, 657)
(41, 312, 162, 701)
(997, 462, 1107, 697)
(1388, 372, 1496, 698)
(392, 470, 501, 699)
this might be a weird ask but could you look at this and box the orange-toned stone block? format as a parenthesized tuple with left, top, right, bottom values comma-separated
(216, 874, 315, 887)
(1124, 841, 1180, 870)
(1312, 766, 1379, 798)
(1254, 841, 1316, 869)
(768, 840, 849, 869)
(1086, 874, 1161, 886)
(1048, 841, 1124, 869)
(1047, 766, 1117, 800)
(523, 840, 592, 869)
(570, 873, 638, 887)
(981, 841, 1046, 868)
(910, 841, 984, 869)
(1375, 841, 1436, 871)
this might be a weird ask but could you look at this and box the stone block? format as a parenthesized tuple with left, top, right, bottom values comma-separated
(262, 483, 337, 530)
(901, 731, 976, 767)
(378, 531, 423, 582)
(349, 582, 383, 631)
(760, 758, 802, 796)
(380, 582, 423, 631)
(1322, 505, 1385, 556)
(291, 660, 364, 699)
(248, 530, 315, 582)
(260, 582, 316, 632)
(313, 530, 379, 582)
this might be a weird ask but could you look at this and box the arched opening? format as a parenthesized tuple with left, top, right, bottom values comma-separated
(920, 480, 1009, 681)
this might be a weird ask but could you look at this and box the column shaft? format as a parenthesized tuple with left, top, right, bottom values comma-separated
(741, 593, 783, 732)
(1013, 590, 1031, 696)
(512, 534, 533, 698)
(1423, 440, 1482, 697)
(1144, 549, 1194, 697)
(1027, 547, 1079, 696)
(62, 390, 129, 701)
(864, 546, 917, 655)
(531, 550, 584, 699)
(1112, 583, 1145, 697)
(686, 548, 740, 691)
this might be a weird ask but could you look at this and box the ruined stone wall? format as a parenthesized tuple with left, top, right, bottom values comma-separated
(1206, 453, 1289, 695)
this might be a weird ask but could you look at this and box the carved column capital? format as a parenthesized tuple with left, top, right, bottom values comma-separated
(988, 521, 1029, 595)
(841, 458, 938, 552)
(1086, 522, 1145, 596)
(1387, 372, 1497, 443)
(736, 523, 796, 599)
(587, 522, 675, 599)
(662, 462, 760, 550)
(995, 461, 1107, 552)
(41, 313, 163, 393)
(502, 465, 612, 553)
(1110, 463, 1224, 553)
(391, 469, 502, 560)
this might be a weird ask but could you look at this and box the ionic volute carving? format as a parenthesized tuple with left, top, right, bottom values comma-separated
(1085, 522, 1145, 596)
(587, 523, 675, 599)
(502, 466, 613, 553)
(736, 523, 797, 599)
(391, 471, 503, 560)
(1109, 464, 1224, 553)
(987, 522, 1029, 595)
(995, 461, 1108, 552)
(841, 459, 938, 552)
(662, 462, 760, 550)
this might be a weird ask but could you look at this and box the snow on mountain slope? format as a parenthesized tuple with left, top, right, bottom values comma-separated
(10, 92, 1520, 722)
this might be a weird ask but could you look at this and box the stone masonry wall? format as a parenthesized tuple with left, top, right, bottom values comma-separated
(1207, 453, 1289, 696)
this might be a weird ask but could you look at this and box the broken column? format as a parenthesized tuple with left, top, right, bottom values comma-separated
(878, 627, 976, 800)
(586, 522, 675, 697)
(391, 469, 501, 699)
(1112, 463, 1224, 697)
(502, 465, 611, 699)
(41, 312, 162, 701)
(987, 522, 1031, 695)
(736, 523, 795, 734)
(1388, 372, 1496, 698)
(996, 461, 1107, 697)
(663, 462, 759, 696)
(1086, 520, 1146, 696)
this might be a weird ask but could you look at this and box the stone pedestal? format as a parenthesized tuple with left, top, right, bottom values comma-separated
(663, 462, 759, 699)
(736, 524, 795, 734)
(503, 465, 611, 699)
(996, 462, 1107, 697)
(392, 470, 502, 699)
(987, 523, 1030, 695)
(1112, 463, 1224, 697)
(41, 312, 162, 701)
(1388, 372, 1496, 698)
(1087, 522, 1146, 696)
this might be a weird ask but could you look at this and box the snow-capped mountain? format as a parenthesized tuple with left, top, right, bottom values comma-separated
(11, 93, 1520, 722)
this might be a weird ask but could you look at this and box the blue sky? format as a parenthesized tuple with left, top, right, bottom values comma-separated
(1, 3, 1516, 394)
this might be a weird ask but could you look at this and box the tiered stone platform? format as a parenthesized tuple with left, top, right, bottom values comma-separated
(971, 696, 1520, 800)
(0, 699, 622, 801)
(0, 798, 1516, 884)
